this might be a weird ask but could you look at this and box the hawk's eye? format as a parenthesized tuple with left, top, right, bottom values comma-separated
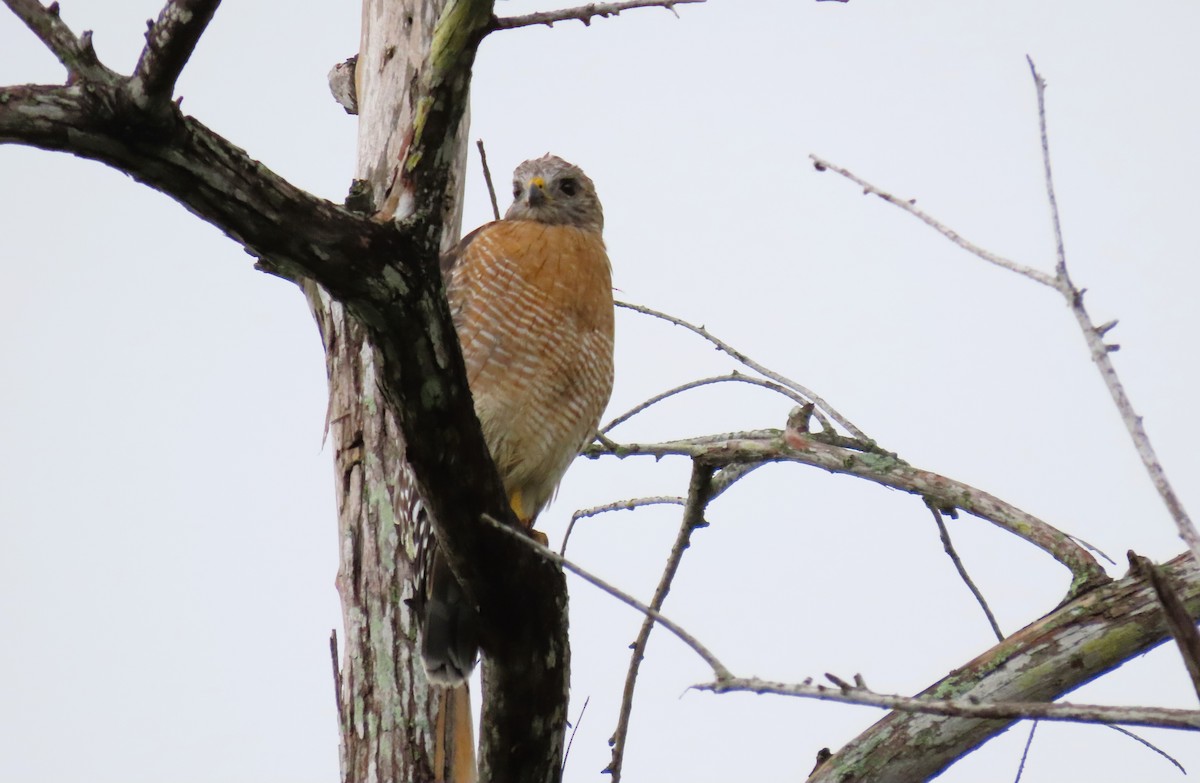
(513, 184, 523, 199)
(558, 178, 578, 197)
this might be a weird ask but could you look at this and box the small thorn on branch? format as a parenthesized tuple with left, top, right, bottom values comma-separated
(1095, 319, 1119, 337)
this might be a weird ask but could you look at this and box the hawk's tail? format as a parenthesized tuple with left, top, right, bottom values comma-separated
(419, 548, 480, 686)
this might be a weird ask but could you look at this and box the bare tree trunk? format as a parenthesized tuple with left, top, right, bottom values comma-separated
(309, 2, 474, 781)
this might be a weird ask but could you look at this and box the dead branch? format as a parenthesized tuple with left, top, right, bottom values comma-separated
(586, 429, 1109, 598)
(476, 138, 501, 221)
(480, 513, 732, 680)
(601, 371, 815, 435)
(928, 503, 1004, 642)
(606, 463, 713, 783)
(699, 676, 1200, 731)
(806, 552, 1200, 781)
(809, 154, 1057, 288)
(491, 0, 704, 31)
(494, 504, 1200, 778)
(2, 0, 113, 82)
(1026, 58, 1200, 566)
(562, 496, 685, 556)
(616, 300, 865, 440)
(809, 65, 1200, 567)
(130, 0, 222, 107)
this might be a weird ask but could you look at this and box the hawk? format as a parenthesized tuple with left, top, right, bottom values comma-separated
(416, 154, 615, 685)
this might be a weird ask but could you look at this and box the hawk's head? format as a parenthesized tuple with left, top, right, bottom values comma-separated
(505, 154, 603, 233)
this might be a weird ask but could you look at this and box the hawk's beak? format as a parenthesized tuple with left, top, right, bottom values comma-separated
(527, 176, 547, 207)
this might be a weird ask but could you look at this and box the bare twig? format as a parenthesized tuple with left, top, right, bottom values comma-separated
(601, 371, 814, 434)
(1024, 58, 1200, 567)
(809, 154, 1058, 288)
(1103, 724, 1187, 775)
(1069, 533, 1117, 566)
(562, 496, 685, 556)
(479, 513, 732, 680)
(587, 429, 1109, 597)
(1013, 721, 1037, 783)
(607, 463, 713, 782)
(1129, 552, 1200, 703)
(491, 0, 704, 31)
(616, 300, 866, 440)
(698, 676, 1200, 731)
(130, 0, 222, 107)
(561, 696, 589, 775)
(476, 138, 501, 221)
(3, 0, 113, 82)
(929, 503, 1005, 641)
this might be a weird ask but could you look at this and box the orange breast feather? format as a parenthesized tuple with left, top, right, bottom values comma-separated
(447, 220, 615, 519)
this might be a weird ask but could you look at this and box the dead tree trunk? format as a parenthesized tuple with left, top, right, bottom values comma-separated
(309, 1, 475, 781)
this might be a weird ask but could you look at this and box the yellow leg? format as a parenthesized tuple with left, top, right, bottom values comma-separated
(509, 490, 548, 546)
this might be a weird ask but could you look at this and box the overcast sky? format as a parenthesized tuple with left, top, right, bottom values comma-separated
(3, 2, 1199, 782)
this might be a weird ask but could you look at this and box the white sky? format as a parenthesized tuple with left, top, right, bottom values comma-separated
(2, 1, 1199, 782)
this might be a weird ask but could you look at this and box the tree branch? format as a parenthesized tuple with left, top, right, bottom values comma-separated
(616, 300, 867, 440)
(480, 513, 732, 679)
(809, 154, 1058, 288)
(490, 0, 704, 31)
(130, 0, 223, 107)
(562, 496, 685, 556)
(3, 0, 113, 83)
(700, 676, 1200, 732)
(810, 64, 1200, 568)
(807, 552, 1200, 781)
(928, 503, 1004, 642)
(1025, 58, 1200, 567)
(601, 371, 816, 435)
(606, 462, 713, 783)
(587, 429, 1109, 598)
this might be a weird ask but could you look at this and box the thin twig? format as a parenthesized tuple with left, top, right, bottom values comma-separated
(476, 139, 501, 221)
(1024, 57, 1200, 567)
(928, 503, 1005, 642)
(1069, 533, 1117, 566)
(479, 513, 732, 680)
(491, 0, 704, 31)
(607, 463, 713, 782)
(1013, 721, 1038, 783)
(1128, 552, 1200, 703)
(130, 0, 222, 107)
(601, 371, 814, 434)
(616, 300, 866, 440)
(3, 0, 112, 82)
(698, 676, 1200, 731)
(809, 154, 1058, 288)
(561, 696, 589, 775)
(561, 496, 685, 556)
(1104, 723, 1187, 775)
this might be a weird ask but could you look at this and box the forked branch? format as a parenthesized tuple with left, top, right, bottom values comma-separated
(491, 0, 704, 30)
(809, 61, 1200, 566)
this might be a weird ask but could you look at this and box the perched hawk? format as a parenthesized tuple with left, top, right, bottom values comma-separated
(417, 154, 615, 685)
